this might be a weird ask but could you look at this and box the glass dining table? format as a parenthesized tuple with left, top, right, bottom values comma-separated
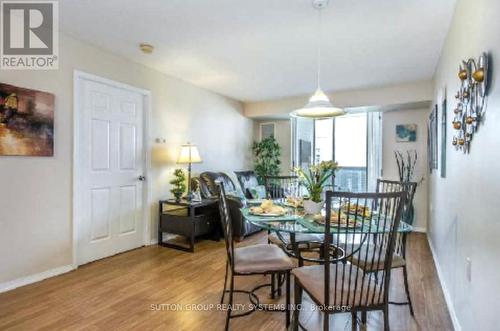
(241, 205, 412, 235)
(240, 201, 412, 263)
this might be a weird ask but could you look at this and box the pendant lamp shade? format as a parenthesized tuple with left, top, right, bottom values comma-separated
(290, 88, 345, 119)
(290, 0, 346, 119)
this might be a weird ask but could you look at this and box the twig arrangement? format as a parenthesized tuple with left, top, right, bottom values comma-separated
(394, 150, 418, 183)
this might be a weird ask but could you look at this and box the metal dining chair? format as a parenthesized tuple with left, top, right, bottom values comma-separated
(347, 179, 417, 316)
(292, 190, 406, 331)
(264, 175, 301, 245)
(216, 183, 294, 330)
(263, 175, 301, 200)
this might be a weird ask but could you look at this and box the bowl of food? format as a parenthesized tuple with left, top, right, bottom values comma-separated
(312, 212, 360, 228)
(341, 204, 371, 218)
(285, 196, 304, 208)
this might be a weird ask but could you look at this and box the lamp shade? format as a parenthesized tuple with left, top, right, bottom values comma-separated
(177, 143, 202, 164)
(290, 88, 346, 119)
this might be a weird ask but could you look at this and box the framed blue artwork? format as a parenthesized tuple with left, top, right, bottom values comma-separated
(441, 96, 447, 178)
(396, 124, 417, 142)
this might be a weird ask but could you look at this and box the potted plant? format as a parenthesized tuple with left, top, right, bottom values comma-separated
(252, 136, 281, 183)
(170, 169, 187, 202)
(295, 161, 338, 214)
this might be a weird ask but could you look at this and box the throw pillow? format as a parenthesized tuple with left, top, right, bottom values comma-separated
(249, 185, 267, 199)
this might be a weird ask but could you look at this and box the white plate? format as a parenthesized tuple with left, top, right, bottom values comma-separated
(249, 211, 286, 217)
(247, 199, 265, 205)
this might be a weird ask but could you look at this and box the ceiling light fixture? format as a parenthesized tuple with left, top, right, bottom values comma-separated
(290, 0, 346, 119)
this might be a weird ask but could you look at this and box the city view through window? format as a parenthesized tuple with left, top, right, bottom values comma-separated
(315, 113, 368, 192)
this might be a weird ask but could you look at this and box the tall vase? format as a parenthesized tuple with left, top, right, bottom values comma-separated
(303, 200, 324, 215)
(406, 202, 415, 225)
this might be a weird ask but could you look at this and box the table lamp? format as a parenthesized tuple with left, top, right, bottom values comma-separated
(177, 142, 202, 201)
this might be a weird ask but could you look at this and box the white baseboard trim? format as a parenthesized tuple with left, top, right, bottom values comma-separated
(412, 226, 427, 233)
(0, 264, 76, 294)
(427, 237, 462, 331)
(148, 239, 158, 245)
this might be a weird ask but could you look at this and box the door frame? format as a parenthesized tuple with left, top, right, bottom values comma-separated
(72, 70, 153, 267)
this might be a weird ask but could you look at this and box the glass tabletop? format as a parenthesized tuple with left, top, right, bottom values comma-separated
(241, 207, 412, 234)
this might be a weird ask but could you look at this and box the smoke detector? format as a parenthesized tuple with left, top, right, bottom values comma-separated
(139, 43, 154, 54)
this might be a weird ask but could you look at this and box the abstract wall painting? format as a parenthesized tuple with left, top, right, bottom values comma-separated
(0, 83, 54, 156)
(396, 124, 417, 142)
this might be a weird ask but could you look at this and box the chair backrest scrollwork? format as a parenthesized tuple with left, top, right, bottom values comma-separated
(322, 190, 406, 310)
(263, 175, 301, 200)
(216, 183, 235, 271)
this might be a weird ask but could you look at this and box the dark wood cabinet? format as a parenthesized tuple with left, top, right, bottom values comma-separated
(158, 199, 219, 252)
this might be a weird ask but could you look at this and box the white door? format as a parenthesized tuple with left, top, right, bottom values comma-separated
(76, 77, 146, 265)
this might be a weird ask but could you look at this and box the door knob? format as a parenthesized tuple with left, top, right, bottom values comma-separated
(138, 175, 146, 181)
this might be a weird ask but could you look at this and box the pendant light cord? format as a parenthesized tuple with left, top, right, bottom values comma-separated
(317, 6, 322, 90)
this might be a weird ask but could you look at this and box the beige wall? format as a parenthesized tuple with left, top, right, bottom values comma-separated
(381, 109, 429, 231)
(253, 120, 292, 174)
(0, 34, 253, 285)
(429, 0, 500, 330)
(245, 80, 433, 119)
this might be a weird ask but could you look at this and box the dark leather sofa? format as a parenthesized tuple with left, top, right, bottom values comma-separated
(193, 171, 262, 241)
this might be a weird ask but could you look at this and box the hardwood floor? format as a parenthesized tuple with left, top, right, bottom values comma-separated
(0, 233, 453, 331)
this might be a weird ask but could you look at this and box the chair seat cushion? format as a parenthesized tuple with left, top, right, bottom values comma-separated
(292, 264, 383, 308)
(347, 244, 406, 272)
(234, 244, 294, 274)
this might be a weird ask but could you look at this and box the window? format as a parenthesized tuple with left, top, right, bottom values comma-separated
(292, 118, 314, 169)
(314, 119, 333, 162)
(332, 113, 368, 192)
(292, 112, 381, 192)
(260, 122, 275, 140)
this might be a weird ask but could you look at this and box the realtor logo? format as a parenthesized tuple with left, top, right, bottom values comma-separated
(1, 0, 58, 69)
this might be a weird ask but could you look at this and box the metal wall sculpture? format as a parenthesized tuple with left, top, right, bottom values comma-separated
(452, 52, 489, 153)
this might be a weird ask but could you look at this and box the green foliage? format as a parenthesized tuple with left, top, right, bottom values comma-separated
(295, 161, 338, 202)
(252, 136, 281, 183)
(169, 169, 186, 200)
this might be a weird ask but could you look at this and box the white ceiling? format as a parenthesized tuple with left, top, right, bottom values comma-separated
(60, 0, 456, 102)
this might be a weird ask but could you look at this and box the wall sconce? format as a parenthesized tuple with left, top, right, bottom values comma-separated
(452, 52, 489, 153)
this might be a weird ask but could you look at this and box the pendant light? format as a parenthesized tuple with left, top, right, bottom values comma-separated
(290, 0, 346, 119)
